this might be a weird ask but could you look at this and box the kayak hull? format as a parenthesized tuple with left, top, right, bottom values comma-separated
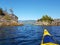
(41, 42, 58, 45)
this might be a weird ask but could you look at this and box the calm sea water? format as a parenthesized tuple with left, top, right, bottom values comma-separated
(0, 24, 60, 45)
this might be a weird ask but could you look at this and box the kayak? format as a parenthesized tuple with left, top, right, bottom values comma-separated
(41, 29, 59, 45)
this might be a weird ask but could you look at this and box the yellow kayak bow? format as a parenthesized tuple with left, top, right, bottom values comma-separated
(41, 29, 59, 45)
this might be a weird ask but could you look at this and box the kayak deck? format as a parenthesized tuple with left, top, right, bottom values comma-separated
(41, 29, 59, 45)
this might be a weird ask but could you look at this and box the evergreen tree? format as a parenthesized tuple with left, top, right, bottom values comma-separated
(0, 8, 4, 15)
(37, 15, 53, 23)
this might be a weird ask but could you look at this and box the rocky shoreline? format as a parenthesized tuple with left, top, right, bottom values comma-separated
(0, 21, 23, 26)
(34, 20, 60, 26)
(0, 8, 23, 26)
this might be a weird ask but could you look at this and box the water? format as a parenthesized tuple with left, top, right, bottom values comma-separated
(0, 24, 60, 45)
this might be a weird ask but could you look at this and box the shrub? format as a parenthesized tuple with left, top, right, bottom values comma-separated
(3, 15, 11, 20)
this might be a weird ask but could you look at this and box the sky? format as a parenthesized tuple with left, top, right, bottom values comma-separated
(0, 0, 60, 20)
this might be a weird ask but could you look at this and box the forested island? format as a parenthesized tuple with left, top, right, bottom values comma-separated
(35, 15, 60, 26)
(0, 8, 23, 26)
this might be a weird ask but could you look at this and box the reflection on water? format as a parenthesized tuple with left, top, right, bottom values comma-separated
(0, 25, 60, 45)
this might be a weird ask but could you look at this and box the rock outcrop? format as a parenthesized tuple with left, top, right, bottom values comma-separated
(0, 8, 23, 26)
(35, 19, 60, 26)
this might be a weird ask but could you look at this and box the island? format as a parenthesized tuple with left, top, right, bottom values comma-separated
(0, 8, 23, 26)
(35, 15, 60, 26)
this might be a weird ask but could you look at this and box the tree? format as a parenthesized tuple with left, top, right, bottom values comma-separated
(0, 8, 4, 15)
(37, 19, 40, 22)
(40, 15, 53, 23)
(9, 8, 14, 14)
(37, 15, 53, 23)
(0, 8, 3, 15)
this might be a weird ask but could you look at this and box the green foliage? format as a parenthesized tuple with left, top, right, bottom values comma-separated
(37, 19, 40, 22)
(37, 15, 53, 22)
(0, 8, 4, 15)
(4, 15, 11, 20)
(0, 8, 18, 22)
(0, 8, 3, 15)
